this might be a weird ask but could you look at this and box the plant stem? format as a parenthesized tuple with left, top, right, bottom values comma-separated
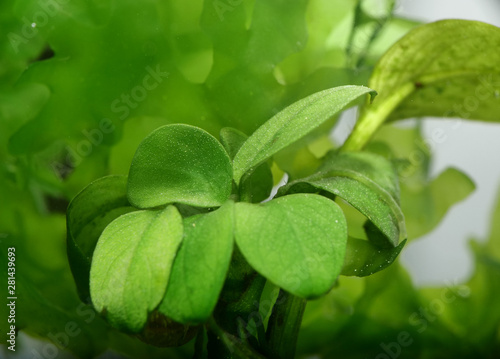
(341, 82, 414, 152)
(265, 290, 307, 359)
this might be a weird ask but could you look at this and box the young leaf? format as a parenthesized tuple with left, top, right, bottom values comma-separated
(159, 201, 234, 324)
(232, 86, 376, 183)
(280, 151, 405, 247)
(343, 20, 500, 151)
(234, 194, 348, 299)
(90, 206, 183, 333)
(341, 237, 406, 277)
(127, 124, 233, 209)
(66, 175, 135, 301)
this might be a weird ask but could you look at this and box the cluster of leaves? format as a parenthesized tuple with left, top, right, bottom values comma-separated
(67, 85, 410, 351)
(1, 0, 500, 357)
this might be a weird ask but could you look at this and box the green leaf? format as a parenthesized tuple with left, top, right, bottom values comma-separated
(66, 175, 135, 301)
(280, 151, 405, 247)
(234, 194, 347, 299)
(127, 124, 233, 208)
(343, 19, 500, 151)
(90, 206, 183, 333)
(402, 167, 475, 241)
(219, 127, 274, 203)
(341, 237, 406, 277)
(232, 86, 376, 183)
(160, 201, 234, 324)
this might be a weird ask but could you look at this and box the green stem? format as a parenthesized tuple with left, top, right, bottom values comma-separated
(207, 318, 266, 359)
(341, 82, 414, 152)
(265, 290, 307, 359)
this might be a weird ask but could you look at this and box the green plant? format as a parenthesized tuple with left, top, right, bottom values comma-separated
(2, 1, 500, 358)
(65, 18, 500, 358)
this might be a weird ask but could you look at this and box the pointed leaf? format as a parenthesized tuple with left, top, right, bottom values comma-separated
(160, 201, 234, 324)
(66, 175, 135, 301)
(234, 194, 347, 298)
(90, 206, 183, 333)
(127, 124, 233, 208)
(232, 86, 376, 183)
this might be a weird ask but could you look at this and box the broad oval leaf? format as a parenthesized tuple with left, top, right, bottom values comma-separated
(343, 20, 500, 151)
(127, 124, 233, 208)
(90, 206, 183, 333)
(234, 194, 348, 299)
(159, 201, 234, 324)
(341, 237, 406, 277)
(232, 86, 376, 183)
(67, 175, 136, 301)
(279, 151, 405, 247)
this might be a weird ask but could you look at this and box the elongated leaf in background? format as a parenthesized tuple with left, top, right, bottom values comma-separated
(127, 124, 232, 208)
(234, 194, 347, 298)
(280, 152, 405, 247)
(160, 201, 234, 324)
(233, 86, 376, 183)
(90, 206, 183, 333)
(66, 175, 135, 301)
(402, 168, 475, 241)
(343, 20, 500, 151)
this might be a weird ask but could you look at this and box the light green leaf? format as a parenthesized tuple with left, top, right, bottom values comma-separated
(127, 124, 233, 208)
(341, 237, 406, 277)
(402, 167, 475, 241)
(90, 206, 183, 333)
(160, 201, 234, 324)
(234, 194, 347, 299)
(232, 86, 376, 183)
(280, 151, 405, 247)
(343, 19, 500, 151)
(67, 175, 135, 301)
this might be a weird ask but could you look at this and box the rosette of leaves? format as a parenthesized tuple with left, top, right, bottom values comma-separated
(66, 85, 406, 350)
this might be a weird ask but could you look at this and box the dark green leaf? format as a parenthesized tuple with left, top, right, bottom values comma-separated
(232, 86, 376, 183)
(160, 201, 234, 324)
(127, 124, 233, 208)
(90, 206, 183, 333)
(341, 237, 406, 276)
(234, 194, 347, 298)
(66, 175, 135, 301)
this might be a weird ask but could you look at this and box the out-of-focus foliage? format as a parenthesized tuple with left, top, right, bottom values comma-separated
(4, 0, 498, 358)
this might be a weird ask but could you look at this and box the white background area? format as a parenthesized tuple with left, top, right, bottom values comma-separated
(395, 0, 500, 287)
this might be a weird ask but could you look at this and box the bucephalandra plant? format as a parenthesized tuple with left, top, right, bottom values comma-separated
(63, 18, 500, 359)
